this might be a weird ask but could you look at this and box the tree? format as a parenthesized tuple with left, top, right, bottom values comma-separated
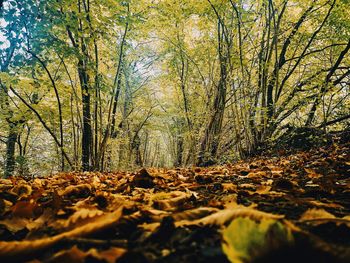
(0, 0, 32, 177)
(1, 0, 349, 175)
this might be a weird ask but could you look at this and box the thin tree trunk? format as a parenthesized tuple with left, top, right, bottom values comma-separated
(4, 126, 17, 177)
(9, 86, 73, 167)
(28, 50, 65, 171)
(77, 0, 92, 171)
(306, 39, 350, 126)
(79, 64, 92, 171)
(197, 18, 228, 166)
(98, 14, 129, 168)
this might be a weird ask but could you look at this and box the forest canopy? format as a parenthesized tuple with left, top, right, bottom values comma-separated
(0, 0, 349, 176)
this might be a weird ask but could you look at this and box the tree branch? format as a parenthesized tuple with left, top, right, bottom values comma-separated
(9, 86, 73, 168)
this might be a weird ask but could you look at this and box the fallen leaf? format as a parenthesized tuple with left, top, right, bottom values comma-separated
(300, 208, 336, 221)
(255, 185, 272, 195)
(299, 208, 350, 226)
(172, 207, 219, 221)
(26, 208, 54, 231)
(177, 207, 284, 227)
(0, 198, 12, 215)
(248, 171, 267, 178)
(304, 168, 323, 179)
(307, 200, 344, 209)
(132, 168, 155, 188)
(151, 191, 190, 211)
(46, 245, 85, 263)
(222, 218, 293, 263)
(0, 217, 30, 232)
(59, 184, 92, 198)
(222, 183, 237, 193)
(86, 247, 126, 263)
(63, 208, 104, 229)
(11, 199, 37, 218)
(0, 207, 123, 261)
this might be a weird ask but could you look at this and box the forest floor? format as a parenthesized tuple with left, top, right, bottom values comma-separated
(0, 142, 349, 263)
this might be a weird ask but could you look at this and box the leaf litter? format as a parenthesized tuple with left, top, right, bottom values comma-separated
(0, 143, 349, 262)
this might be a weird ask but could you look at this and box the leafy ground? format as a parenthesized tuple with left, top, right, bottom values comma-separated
(0, 142, 349, 263)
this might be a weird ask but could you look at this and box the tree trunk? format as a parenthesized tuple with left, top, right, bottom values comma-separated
(79, 66, 92, 171)
(197, 79, 226, 166)
(175, 135, 184, 167)
(4, 125, 17, 177)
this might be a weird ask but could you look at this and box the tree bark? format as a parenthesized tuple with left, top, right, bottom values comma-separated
(4, 126, 17, 177)
(78, 63, 92, 171)
(197, 16, 228, 166)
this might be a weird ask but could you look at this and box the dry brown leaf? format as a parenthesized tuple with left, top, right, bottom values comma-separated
(262, 179, 274, 185)
(0, 217, 30, 232)
(12, 184, 33, 198)
(140, 222, 160, 232)
(151, 191, 190, 211)
(73, 198, 95, 209)
(304, 168, 323, 179)
(0, 198, 13, 215)
(86, 247, 126, 263)
(300, 208, 336, 221)
(93, 191, 109, 209)
(221, 194, 238, 207)
(132, 168, 155, 188)
(26, 209, 54, 231)
(11, 199, 37, 218)
(153, 171, 173, 180)
(142, 208, 169, 222)
(207, 168, 228, 176)
(299, 208, 350, 226)
(63, 208, 104, 229)
(255, 185, 272, 195)
(308, 200, 344, 209)
(271, 169, 283, 177)
(239, 183, 255, 189)
(59, 184, 92, 198)
(46, 245, 86, 263)
(248, 171, 267, 178)
(0, 178, 13, 186)
(91, 175, 101, 187)
(32, 178, 44, 188)
(222, 183, 237, 193)
(110, 193, 133, 209)
(0, 207, 123, 262)
(172, 207, 219, 221)
(177, 206, 284, 227)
